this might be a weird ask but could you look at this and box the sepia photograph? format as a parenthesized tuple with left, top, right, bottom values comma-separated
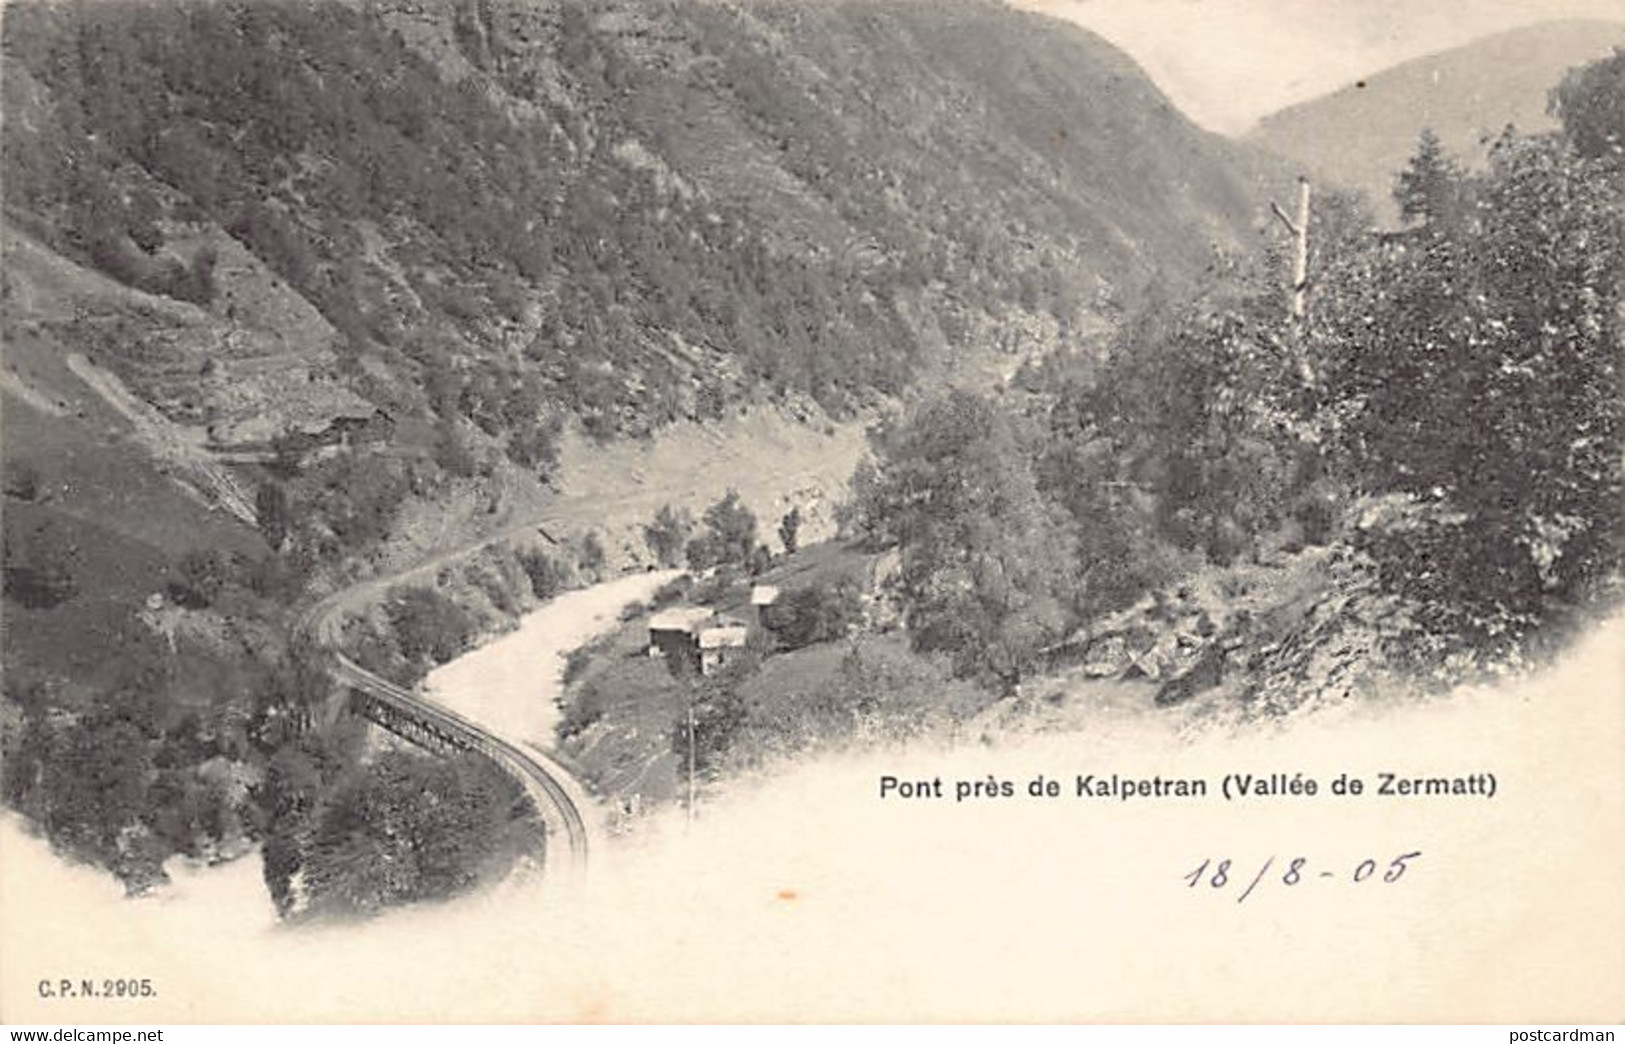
(1, 0, 1622, 1026)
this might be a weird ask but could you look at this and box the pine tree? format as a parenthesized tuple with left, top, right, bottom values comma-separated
(1394, 128, 1464, 228)
(256, 481, 289, 552)
(777, 506, 802, 555)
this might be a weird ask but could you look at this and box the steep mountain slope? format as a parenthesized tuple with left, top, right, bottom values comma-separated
(1249, 20, 1625, 223)
(0, 0, 1298, 690)
(3, 0, 1281, 455)
(1, 0, 1293, 889)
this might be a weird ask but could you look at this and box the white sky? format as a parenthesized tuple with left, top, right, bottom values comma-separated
(1016, 0, 1625, 134)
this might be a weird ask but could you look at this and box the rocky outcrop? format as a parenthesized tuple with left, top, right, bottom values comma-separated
(1054, 544, 1418, 720)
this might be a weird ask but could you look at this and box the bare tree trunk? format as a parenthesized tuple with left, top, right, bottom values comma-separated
(1271, 176, 1316, 384)
(1291, 177, 1310, 321)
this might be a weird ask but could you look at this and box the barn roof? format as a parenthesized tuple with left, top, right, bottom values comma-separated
(698, 622, 749, 649)
(649, 606, 714, 633)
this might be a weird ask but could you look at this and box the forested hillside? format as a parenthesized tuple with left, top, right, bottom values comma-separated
(0, 0, 1287, 904)
(556, 50, 1622, 810)
(850, 50, 1625, 712)
(4, 0, 1276, 447)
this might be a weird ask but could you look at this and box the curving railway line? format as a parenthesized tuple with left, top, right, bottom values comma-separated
(329, 652, 592, 870)
(298, 534, 597, 873)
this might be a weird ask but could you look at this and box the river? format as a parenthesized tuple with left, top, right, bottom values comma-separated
(420, 568, 681, 752)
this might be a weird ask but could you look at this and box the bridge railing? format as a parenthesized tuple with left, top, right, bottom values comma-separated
(334, 653, 590, 866)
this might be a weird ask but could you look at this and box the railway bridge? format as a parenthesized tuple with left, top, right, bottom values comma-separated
(329, 652, 592, 870)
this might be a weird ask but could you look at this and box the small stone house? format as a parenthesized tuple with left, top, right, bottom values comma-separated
(696, 615, 749, 676)
(648, 607, 715, 672)
(649, 607, 751, 676)
(750, 585, 781, 630)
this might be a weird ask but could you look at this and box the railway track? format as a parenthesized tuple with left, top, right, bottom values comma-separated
(330, 653, 591, 868)
(299, 545, 596, 872)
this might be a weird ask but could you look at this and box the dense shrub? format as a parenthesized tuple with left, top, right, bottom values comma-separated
(383, 586, 479, 666)
(173, 549, 226, 608)
(261, 748, 539, 920)
(643, 505, 693, 568)
(518, 548, 572, 601)
(771, 580, 863, 651)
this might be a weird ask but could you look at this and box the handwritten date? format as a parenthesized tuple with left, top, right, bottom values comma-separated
(1185, 851, 1422, 903)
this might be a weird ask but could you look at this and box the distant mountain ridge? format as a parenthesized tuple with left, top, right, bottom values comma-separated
(1248, 19, 1625, 223)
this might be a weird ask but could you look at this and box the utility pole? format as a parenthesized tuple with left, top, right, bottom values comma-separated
(686, 697, 697, 826)
(1270, 176, 1315, 384)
